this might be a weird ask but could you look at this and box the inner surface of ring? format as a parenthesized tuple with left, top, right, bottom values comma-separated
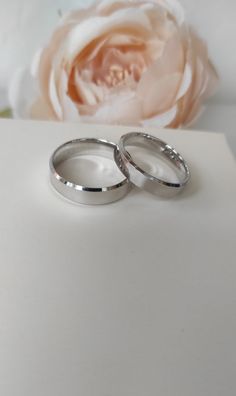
(122, 134, 188, 184)
(53, 140, 126, 188)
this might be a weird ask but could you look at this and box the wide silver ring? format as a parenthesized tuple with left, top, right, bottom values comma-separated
(117, 132, 190, 197)
(50, 138, 130, 205)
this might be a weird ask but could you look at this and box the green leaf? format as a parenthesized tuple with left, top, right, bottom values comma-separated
(0, 108, 12, 118)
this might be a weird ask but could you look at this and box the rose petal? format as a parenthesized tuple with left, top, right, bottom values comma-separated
(59, 70, 80, 121)
(97, 0, 133, 15)
(38, 24, 72, 108)
(30, 96, 56, 120)
(202, 61, 219, 98)
(184, 98, 203, 126)
(139, 72, 182, 117)
(94, 92, 142, 124)
(142, 105, 178, 127)
(106, 33, 144, 47)
(159, 0, 185, 25)
(176, 63, 192, 100)
(64, 7, 152, 66)
(75, 71, 98, 106)
(138, 31, 184, 93)
(49, 69, 63, 119)
(31, 48, 43, 78)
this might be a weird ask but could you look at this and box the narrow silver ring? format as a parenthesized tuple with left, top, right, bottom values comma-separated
(50, 138, 130, 205)
(117, 132, 190, 197)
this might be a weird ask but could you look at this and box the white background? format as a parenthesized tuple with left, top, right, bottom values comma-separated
(0, 0, 235, 105)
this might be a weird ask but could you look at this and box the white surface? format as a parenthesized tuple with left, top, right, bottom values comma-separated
(0, 0, 236, 104)
(193, 103, 236, 157)
(0, 118, 236, 395)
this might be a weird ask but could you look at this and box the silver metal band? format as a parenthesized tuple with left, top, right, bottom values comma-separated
(50, 138, 130, 205)
(117, 132, 190, 197)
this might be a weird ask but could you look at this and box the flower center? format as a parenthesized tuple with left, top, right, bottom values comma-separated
(105, 64, 128, 87)
(96, 63, 144, 88)
(95, 64, 128, 88)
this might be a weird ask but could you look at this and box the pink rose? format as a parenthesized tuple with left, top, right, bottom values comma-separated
(11, 0, 218, 127)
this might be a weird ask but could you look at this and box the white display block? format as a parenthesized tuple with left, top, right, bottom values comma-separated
(0, 118, 236, 396)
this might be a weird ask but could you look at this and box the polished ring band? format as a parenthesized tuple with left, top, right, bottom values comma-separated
(50, 138, 130, 205)
(117, 132, 190, 196)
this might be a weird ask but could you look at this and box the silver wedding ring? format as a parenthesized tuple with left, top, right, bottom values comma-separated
(50, 132, 190, 204)
(117, 132, 190, 197)
(50, 138, 130, 205)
